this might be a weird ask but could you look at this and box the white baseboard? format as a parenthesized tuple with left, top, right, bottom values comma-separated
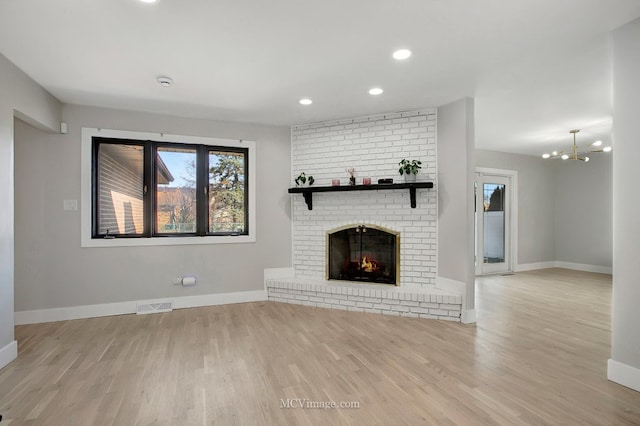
(515, 261, 612, 275)
(0, 340, 17, 370)
(608, 359, 640, 392)
(461, 309, 476, 324)
(555, 261, 612, 275)
(15, 290, 268, 325)
(514, 261, 556, 272)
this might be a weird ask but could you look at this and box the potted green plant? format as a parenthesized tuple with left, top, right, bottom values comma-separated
(295, 172, 315, 187)
(398, 159, 422, 182)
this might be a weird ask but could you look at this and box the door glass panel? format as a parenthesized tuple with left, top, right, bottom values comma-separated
(483, 183, 505, 264)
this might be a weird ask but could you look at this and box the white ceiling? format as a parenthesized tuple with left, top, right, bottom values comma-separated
(1, 0, 639, 156)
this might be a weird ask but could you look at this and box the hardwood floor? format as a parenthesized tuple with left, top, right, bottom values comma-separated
(1, 268, 639, 425)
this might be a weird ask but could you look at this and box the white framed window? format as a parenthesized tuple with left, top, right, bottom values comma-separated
(81, 128, 256, 247)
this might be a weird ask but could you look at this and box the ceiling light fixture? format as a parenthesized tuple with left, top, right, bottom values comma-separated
(299, 98, 312, 106)
(393, 49, 412, 60)
(157, 76, 173, 87)
(542, 129, 612, 162)
(369, 87, 383, 95)
(139, 0, 158, 3)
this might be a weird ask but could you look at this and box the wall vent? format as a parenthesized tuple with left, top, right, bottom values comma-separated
(136, 301, 173, 315)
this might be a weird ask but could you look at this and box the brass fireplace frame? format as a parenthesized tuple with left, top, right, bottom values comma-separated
(325, 224, 401, 286)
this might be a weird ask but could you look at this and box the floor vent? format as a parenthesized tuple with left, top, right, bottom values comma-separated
(136, 301, 173, 315)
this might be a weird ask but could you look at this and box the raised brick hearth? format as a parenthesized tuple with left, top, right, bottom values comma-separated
(266, 278, 462, 321)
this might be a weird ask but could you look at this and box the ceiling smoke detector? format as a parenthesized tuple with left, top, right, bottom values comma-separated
(157, 76, 173, 87)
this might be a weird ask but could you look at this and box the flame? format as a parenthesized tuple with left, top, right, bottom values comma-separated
(361, 256, 378, 273)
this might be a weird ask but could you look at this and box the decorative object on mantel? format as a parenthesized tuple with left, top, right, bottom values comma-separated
(331, 179, 340, 186)
(346, 167, 356, 185)
(363, 177, 372, 185)
(398, 159, 422, 182)
(288, 182, 434, 210)
(378, 178, 393, 184)
(294, 172, 315, 187)
(542, 129, 612, 162)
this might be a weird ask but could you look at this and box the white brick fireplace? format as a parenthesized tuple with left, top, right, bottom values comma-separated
(266, 109, 462, 321)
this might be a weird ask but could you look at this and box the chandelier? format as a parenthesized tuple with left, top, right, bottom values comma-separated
(542, 129, 612, 162)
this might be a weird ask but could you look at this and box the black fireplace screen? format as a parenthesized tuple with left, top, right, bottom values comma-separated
(327, 225, 399, 285)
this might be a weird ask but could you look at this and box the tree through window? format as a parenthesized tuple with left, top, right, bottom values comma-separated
(209, 151, 246, 233)
(92, 137, 248, 238)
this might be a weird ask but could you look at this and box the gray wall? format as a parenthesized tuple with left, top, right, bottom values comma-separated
(476, 149, 612, 269)
(476, 150, 556, 266)
(14, 104, 291, 311)
(553, 154, 612, 267)
(611, 17, 640, 376)
(437, 98, 475, 311)
(0, 54, 61, 356)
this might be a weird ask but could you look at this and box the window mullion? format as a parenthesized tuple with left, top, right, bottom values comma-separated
(196, 146, 208, 235)
(243, 149, 249, 235)
(144, 141, 154, 237)
(91, 141, 100, 237)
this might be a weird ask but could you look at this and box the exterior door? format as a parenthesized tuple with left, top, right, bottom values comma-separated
(475, 173, 511, 275)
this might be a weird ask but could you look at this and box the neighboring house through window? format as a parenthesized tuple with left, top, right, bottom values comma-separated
(81, 128, 256, 247)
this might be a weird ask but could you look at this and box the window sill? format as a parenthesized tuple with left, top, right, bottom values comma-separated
(81, 234, 256, 248)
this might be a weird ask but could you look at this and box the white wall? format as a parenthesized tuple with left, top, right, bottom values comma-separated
(610, 17, 640, 392)
(13, 104, 291, 312)
(437, 98, 475, 317)
(553, 154, 612, 268)
(0, 53, 61, 369)
(475, 150, 556, 267)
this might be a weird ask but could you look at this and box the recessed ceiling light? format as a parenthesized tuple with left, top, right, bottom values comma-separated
(393, 49, 412, 60)
(139, 0, 157, 3)
(299, 98, 312, 106)
(157, 76, 173, 87)
(369, 88, 383, 95)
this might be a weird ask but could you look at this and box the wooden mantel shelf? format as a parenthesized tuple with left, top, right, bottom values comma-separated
(288, 182, 434, 210)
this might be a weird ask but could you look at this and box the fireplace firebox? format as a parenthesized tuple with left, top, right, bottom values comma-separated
(326, 225, 399, 285)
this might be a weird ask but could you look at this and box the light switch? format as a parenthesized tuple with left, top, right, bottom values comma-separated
(63, 200, 78, 211)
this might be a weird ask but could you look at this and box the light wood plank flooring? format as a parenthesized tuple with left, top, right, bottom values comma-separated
(1, 268, 639, 425)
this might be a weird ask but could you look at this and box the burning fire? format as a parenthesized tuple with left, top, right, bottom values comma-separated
(361, 256, 379, 273)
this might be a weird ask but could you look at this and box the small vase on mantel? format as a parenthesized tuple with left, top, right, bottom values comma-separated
(404, 173, 417, 183)
(346, 167, 356, 186)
